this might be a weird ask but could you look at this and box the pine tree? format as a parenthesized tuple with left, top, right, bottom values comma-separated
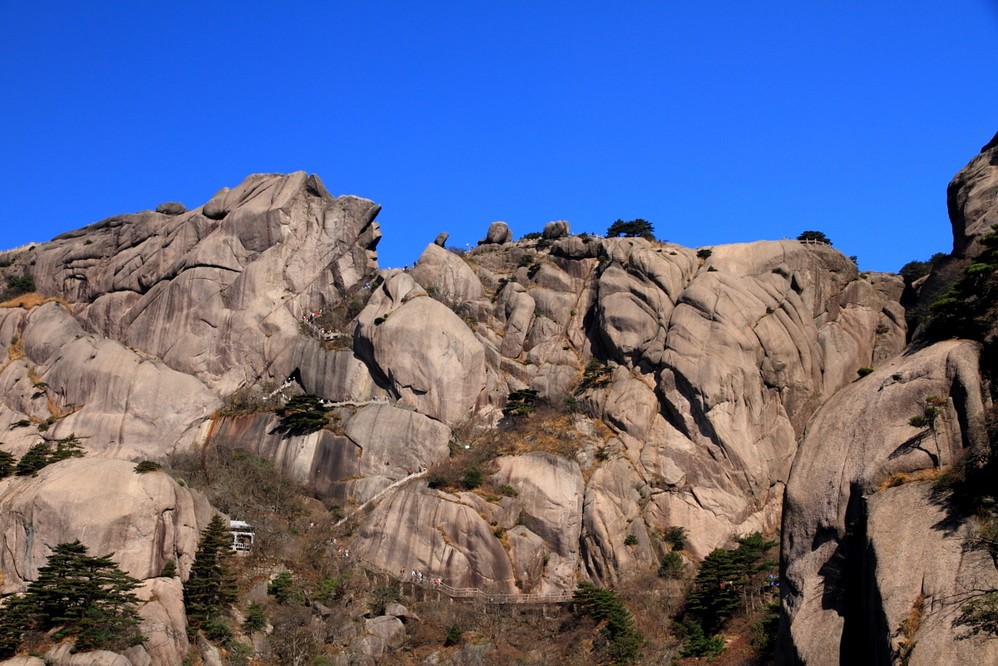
(607, 218, 655, 240)
(15, 443, 50, 476)
(271, 394, 329, 437)
(0, 449, 15, 478)
(49, 434, 85, 463)
(0, 540, 143, 656)
(184, 515, 236, 633)
(573, 582, 643, 664)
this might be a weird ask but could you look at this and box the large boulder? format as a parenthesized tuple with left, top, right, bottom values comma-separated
(352, 485, 516, 592)
(484, 221, 512, 244)
(542, 220, 570, 239)
(409, 243, 483, 304)
(354, 272, 486, 425)
(0, 458, 214, 590)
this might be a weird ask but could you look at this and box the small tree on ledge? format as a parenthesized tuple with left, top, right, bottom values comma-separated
(607, 219, 655, 240)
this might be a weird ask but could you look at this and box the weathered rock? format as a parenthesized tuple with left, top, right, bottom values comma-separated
(434, 232, 449, 247)
(354, 272, 486, 425)
(26, 172, 382, 395)
(948, 130, 998, 259)
(0, 302, 218, 460)
(349, 633, 385, 660)
(781, 340, 988, 663)
(492, 453, 583, 591)
(154, 202, 186, 215)
(43, 645, 130, 666)
(352, 485, 516, 592)
(864, 484, 998, 666)
(365, 615, 406, 648)
(409, 243, 483, 304)
(135, 577, 189, 665)
(542, 220, 570, 239)
(0, 458, 213, 591)
(383, 602, 419, 622)
(484, 221, 512, 244)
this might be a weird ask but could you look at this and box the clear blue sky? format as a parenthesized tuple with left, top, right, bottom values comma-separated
(2, 2, 997, 272)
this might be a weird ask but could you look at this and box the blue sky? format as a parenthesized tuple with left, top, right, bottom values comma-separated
(2, 2, 997, 272)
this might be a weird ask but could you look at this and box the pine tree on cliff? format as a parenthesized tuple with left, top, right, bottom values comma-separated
(0, 540, 143, 656)
(184, 515, 236, 632)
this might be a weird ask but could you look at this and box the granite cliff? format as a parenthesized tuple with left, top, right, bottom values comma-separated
(0, 133, 994, 664)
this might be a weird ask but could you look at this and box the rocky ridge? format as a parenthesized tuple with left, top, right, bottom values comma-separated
(0, 132, 992, 663)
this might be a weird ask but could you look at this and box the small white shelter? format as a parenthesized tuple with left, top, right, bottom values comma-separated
(229, 519, 255, 554)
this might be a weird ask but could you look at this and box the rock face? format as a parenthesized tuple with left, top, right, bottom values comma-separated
(27, 172, 381, 395)
(0, 458, 213, 665)
(948, 131, 998, 259)
(779, 133, 998, 664)
(0, 146, 992, 661)
(0, 301, 218, 460)
(409, 243, 483, 304)
(0, 458, 212, 590)
(354, 272, 486, 425)
(780, 341, 993, 664)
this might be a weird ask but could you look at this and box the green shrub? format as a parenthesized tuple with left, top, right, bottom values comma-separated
(5, 274, 35, 295)
(499, 484, 517, 497)
(503, 388, 539, 417)
(369, 586, 400, 616)
(268, 572, 295, 605)
(201, 615, 232, 643)
(696, 248, 712, 259)
(134, 460, 162, 473)
(857, 366, 874, 378)
(444, 624, 463, 646)
(684, 532, 777, 634)
(159, 559, 177, 578)
(578, 359, 612, 393)
(0, 450, 15, 479)
(15, 443, 52, 476)
(0, 541, 143, 657)
(664, 526, 687, 551)
(658, 551, 685, 579)
(240, 602, 266, 633)
(461, 466, 483, 490)
(624, 534, 638, 546)
(956, 591, 998, 636)
(909, 406, 940, 429)
(924, 223, 998, 342)
(750, 602, 781, 657)
(346, 299, 364, 319)
(678, 620, 725, 658)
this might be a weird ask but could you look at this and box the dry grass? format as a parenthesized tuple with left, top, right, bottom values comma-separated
(897, 592, 924, 664)
(876, 468, 948, 493)
(0, 292, 71, 311)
